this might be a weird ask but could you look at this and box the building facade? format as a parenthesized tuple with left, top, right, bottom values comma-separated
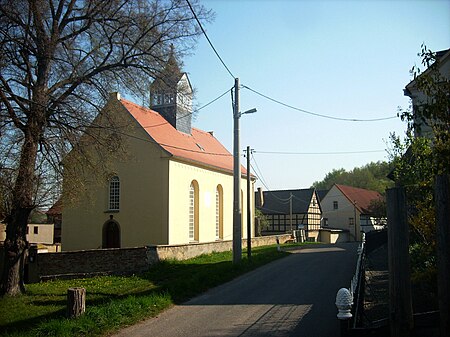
(256, 188, 322, 236)
(321, 184, 384, 241)
(62, 59, 254, 251)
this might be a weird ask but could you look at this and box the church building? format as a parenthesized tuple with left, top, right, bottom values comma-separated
(62, 53, 254, 251)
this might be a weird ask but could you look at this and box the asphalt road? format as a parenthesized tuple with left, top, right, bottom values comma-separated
(112, 243, 359, 337)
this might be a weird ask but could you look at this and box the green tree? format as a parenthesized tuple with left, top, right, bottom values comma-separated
(311, 161, 393, 194)
(0, 0, 212, 296)
(254, 208, 269, 236)
(390, 45, 450, 307)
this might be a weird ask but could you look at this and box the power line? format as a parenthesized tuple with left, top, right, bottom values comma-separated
(250, 154, 270, 189)
(195, 87, 232, 113)
(250, 153, 293, 204)
(109, 127, 233, 157)
(254, 149, 386, 155)
(186, 0, 235, 79)
(242, 84, 398, 122)
(13, 93, 233, 157)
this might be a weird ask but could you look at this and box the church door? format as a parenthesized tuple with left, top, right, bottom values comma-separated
(103, 221, 120, 248)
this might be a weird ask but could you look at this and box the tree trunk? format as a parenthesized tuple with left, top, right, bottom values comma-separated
(1, 126, 41, 296)
(1, 209, 30, 296)
(67, 287, 86, 318)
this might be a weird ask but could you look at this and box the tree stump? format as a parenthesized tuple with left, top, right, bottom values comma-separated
(67, 287, 86, 318)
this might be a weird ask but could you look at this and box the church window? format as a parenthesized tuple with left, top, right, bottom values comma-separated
(189, 181, 199, 241)
(109, 176, 120, 211)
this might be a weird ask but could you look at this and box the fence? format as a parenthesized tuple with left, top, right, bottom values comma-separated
(335, 230, 389, 336)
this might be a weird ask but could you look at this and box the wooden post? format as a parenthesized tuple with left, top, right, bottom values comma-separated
(67, 287, 86, 318)
(387, 187, 413, 337)
(435, 174, 450, 337)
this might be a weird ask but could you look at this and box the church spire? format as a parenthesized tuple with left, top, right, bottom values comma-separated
(150, 46, 193, 134)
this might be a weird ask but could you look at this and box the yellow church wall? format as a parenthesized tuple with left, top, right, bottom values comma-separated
(62, 99, 170, 251)
(168, 160, 254, 245)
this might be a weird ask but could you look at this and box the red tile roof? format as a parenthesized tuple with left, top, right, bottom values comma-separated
(335, 184, 382, 214)
(120, 98, 246, 175)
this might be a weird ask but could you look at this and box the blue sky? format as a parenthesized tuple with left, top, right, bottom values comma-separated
(183, 0, 450, 190)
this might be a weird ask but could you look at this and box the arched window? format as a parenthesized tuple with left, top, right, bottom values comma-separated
(109, 176, 120, 211)
(189, 181, 199, 242)
(216, 185, 223, 240)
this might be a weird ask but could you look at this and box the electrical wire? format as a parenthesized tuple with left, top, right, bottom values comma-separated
(242, 85, 398, 122)
(195, 87, 231, 113)
(104, 126, 233, 157)
(8, 92, 233, 157)
(185, 0, 235, 79)
(250, 154, 292, 203)
(254, 149, 386, 155)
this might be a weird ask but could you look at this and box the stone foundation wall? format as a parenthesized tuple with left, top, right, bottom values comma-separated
(27, 234, 292, 282)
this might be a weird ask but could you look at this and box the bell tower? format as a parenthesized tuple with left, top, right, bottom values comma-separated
(150, 46, 193, 134)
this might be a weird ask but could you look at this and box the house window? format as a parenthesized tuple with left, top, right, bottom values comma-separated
(189, 181, 199, 242)
(216, 185, 223, 240)
(26, 226, 29, 235)
(349, 217, 354, 226)
(109, 176, 120, 211)
(34, 226, 38, 234)
(333, 201, 338, 210)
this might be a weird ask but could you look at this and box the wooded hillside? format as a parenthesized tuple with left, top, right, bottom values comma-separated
(311, 161, 394, 194)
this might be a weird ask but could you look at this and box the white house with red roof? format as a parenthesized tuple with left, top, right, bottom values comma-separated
(320, 184, 385, 241)
(62, 58, 254, 251)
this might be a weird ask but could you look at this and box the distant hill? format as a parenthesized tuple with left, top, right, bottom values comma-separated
(311, 161, 394, 194)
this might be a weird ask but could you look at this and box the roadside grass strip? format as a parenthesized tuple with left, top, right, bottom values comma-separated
(0, 244, 303, 336)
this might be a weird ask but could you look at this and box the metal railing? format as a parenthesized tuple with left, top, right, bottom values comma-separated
(336, 233, 366, 334)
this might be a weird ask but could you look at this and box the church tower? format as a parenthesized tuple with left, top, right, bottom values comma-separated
(150, 47, 193, 134)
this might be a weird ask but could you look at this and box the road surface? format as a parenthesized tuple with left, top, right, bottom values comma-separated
(112, 243, 359, 337)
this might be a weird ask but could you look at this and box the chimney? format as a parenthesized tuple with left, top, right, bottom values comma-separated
(256, 187, 264, 208)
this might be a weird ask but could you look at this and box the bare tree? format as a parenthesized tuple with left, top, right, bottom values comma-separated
(0, 0, 212, 296)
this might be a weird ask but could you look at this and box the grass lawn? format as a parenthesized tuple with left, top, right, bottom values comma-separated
(0, 243, 311, 337)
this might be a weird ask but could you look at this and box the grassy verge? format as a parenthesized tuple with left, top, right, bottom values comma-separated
(0, 243, 308, 337)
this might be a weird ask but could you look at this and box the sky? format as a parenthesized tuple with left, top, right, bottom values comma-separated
(182, 0, 450, 190)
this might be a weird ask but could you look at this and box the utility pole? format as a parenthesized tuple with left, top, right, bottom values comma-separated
(233, 78, 242, 264)
(232, 78, 256, 265)
(246, 146, 252, 261)
(353, 200, 357, 241)
(290, 193, 293, 232)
